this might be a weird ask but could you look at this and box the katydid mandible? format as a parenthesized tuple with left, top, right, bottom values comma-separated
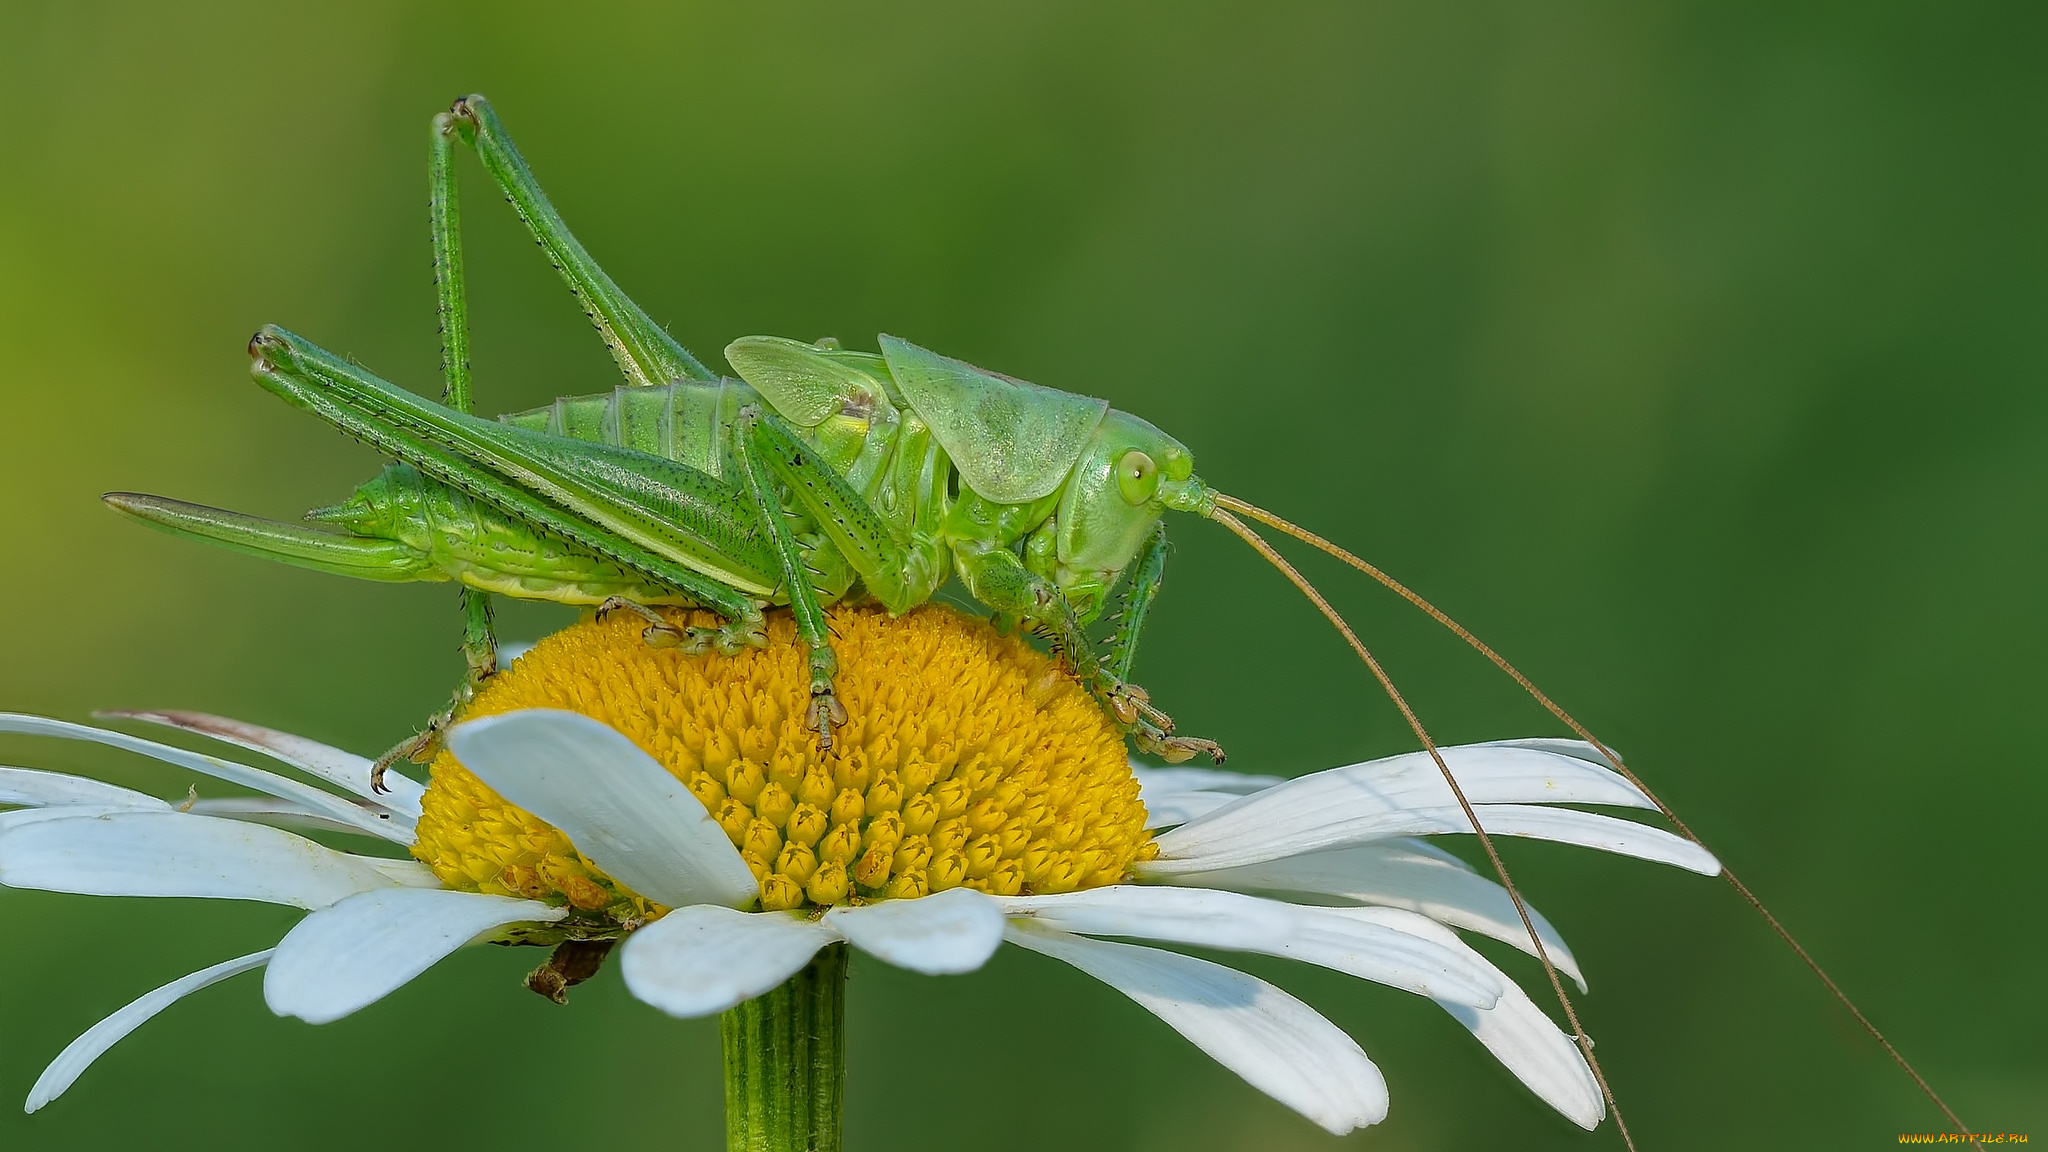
(102, 95, 1974, 1146)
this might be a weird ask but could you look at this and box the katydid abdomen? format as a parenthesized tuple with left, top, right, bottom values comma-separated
(309, 462, 702, 606)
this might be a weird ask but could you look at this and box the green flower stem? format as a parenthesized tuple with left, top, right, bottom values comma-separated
(721, 942, 847, 1152)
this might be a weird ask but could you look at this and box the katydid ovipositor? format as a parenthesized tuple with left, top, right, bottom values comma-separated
(102, 96, 1972, 1144)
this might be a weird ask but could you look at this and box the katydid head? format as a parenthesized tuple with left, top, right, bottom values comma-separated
(1052, 409, 1201, 609)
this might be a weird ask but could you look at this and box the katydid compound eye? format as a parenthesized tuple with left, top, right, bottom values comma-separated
(1115, 450, 1159, 504)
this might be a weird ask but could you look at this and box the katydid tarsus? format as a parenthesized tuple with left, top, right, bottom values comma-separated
(101, 95, 1974, 1146)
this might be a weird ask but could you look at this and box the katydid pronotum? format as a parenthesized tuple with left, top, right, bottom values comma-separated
(102, 95, 1975, 1147)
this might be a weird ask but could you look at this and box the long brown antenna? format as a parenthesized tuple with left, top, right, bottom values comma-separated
(1213, 492, 1978, 1148)
(1208, 507, 1638, 1151)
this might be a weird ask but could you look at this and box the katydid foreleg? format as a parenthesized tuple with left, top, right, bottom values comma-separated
(945, 536, 1198, 762)
(1102, 523, 1167, 687)
(1091, 525, 1220, 762)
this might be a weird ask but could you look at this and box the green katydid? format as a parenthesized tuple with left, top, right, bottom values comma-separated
(101, 95, 1973, 1144)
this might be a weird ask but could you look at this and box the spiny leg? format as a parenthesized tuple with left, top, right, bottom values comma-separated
(731, 406, 847, 749)
(367, 585, 503, 785)
(250, 328, 771, 637)
(1099, 524, 1222, 764)
(595, 596, 686, 646)
(373, 110, 497, 792)
(359, 106, 762, 786)
(1102, 524, 1164, 684)
(435, 108, 502, 694)
(440, 94, 714, 388)
(738, 407, 945, 617)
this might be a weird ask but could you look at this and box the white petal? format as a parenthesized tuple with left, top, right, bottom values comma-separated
(1131, 766, 1288, 797)
(185, 797, 384, 837)
(823, 888, 1004, 974)
(0, 811, 406, 908)
(99, 710, 422, 822)
(1151, 744, 1656, 871)
(620, 906, 836, 1018)
(363, 857, 443, 888)
(446, 711, 756, 909)
(1326, 908, 1603, 1127)
(0, 806, 137, 832)
(998, 885, 1500, 1008)
(26, 949, 272, 1113)
(0, 715, 408, 844)
(1159, 839, 1586, 991)
(265, 888, 564, 1024)
(1006, 921, 1387, 1135)
(0, 766, 167, 811)
(1150, 801, 1719, 876)
(1477, 737, 1621, 766)
(1142, 790, 1245, 829)
(495, 641, 534, 670)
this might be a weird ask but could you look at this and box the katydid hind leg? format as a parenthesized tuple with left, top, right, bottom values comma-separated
(247, 326, 768, 632)
(432, 106, 501, 695)
(442, 95, 714, 388)
(732, 406, 847, 748)
(373, 119, 500, 796)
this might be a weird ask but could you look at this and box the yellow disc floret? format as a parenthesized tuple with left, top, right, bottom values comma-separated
(411, 604, 1155, 927)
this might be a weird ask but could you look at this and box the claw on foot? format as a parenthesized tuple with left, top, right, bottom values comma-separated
(1104, 682, 1154, 727)
(640, 622, 690, 648)
(1151, 734, 1227, 765)
(1103, 677, 1225, 766)
(597, 596, 689, 648)
(806, 689, 848, 751)
(371, 721, 444, 794)
(691, 618, 768, 656)
(597, 598, 767, 656)
(1100, 677, 1179, 734)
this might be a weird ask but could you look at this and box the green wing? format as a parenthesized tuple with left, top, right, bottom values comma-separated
(877, 335, 1107, 504)
(724, 336, 898, 428)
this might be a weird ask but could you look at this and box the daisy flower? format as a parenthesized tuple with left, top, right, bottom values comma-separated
(0, 605, 1716, 1136)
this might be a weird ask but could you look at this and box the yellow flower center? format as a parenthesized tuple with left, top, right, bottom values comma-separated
(412, 604, 1155, 927)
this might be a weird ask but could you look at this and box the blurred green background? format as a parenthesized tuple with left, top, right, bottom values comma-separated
(1, 2, 2041, 1148)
